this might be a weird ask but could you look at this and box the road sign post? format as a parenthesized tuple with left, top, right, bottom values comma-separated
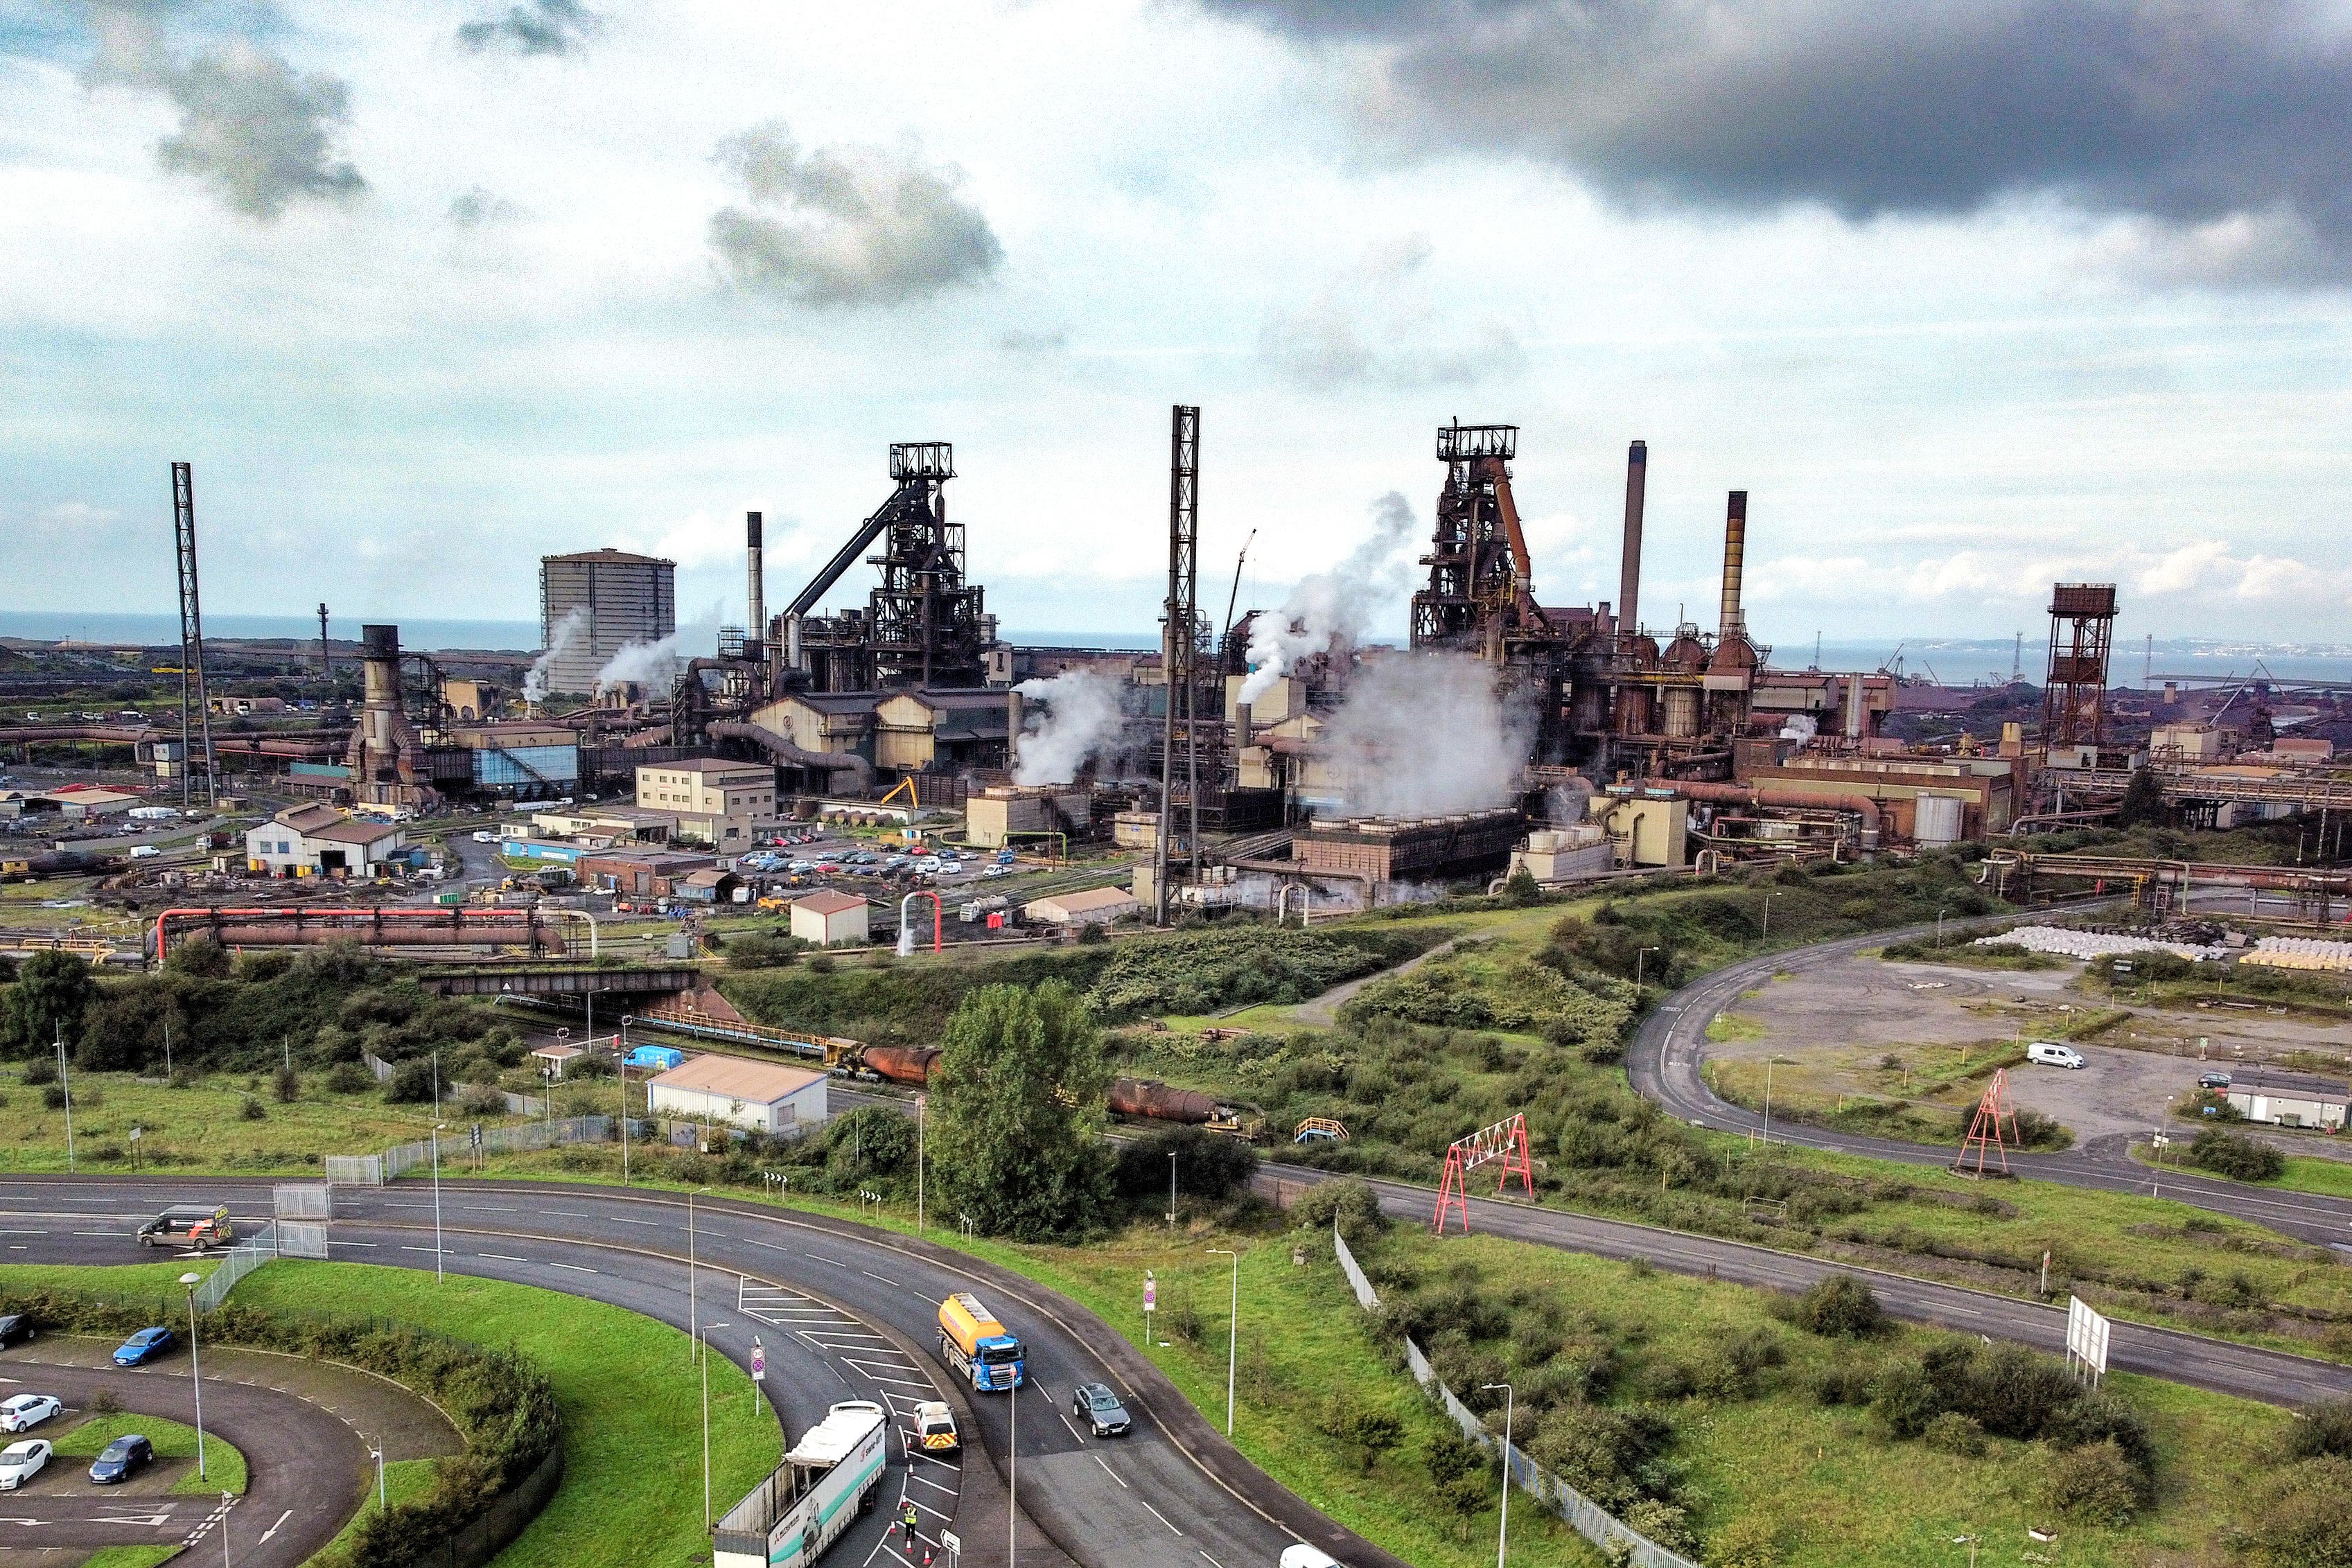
(1143, 1270, 1155, 1345)
(751, 1335, 765, 1418)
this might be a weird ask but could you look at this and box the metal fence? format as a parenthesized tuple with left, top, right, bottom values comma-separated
(191, 1222, 279, 1312)
(274, 1183, 331, 1221)
(390, 1441, 565, 1568)
(274, 1222, 329, 1260)
(481, 1116, 609, 1155)
(326, 1154, 384, 1186)
(1332, 1227, 1701, 1568)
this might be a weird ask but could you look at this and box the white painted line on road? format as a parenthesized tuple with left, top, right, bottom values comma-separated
(735, 1237, 792, 1252)
(480, 1253, 529, 1263)
(401, 1246, 444, 1255)
(806, 1253, 849, 1267)
(906, 1470, 958, 1495)
(1200, 1553, 1228, 1568)
(1061, 1414, 1085, 1443)
(259, 1508, 292, 1542)
(611, 1216, 659, 1226)
(548, 1262, 598, 1274)
(461, 1206, 516, 1213)
(545, 1210, 593, 1218)
(0, 1230, 50, 1235)
(331, 1241, 378, 1249)
(860, 1271, 899, 1287)
(1136, 1495, 1184, 1535)
(72, 1230, 125, 1237)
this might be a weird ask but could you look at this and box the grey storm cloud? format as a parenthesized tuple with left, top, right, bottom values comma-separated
(1199, 0, 2352, 281)
(707, 121, 1003, 308)
(455, 0, 602, 58)
(78, 1, 365, 220)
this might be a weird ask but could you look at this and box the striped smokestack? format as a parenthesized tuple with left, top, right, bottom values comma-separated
(1617, 440, 1647, 637)
(1719, 491, 1748, 644)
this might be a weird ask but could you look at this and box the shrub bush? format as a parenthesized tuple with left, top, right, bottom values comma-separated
(324, 1061, 374, 1094)
(1793, 1274, 1886, 1338)
(272, 1064, 300, 1103)
(1868, 1360, 1942, 1438)
(2188, 1128, 2285, 1182)
(1922, 1411, 1986, 1457)
(2241, 1457, 2352, 1568)
(1292, 1177, 1387, 1241)
(238, 1095, 265, 1121)
(1114, 1126, 1259, 1207)
(2290, 1397, 2352, 1461)
(2039, 1439, 2144, 1524)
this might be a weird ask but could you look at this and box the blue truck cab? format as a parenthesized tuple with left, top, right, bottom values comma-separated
(938, 1292, 1026, 1391)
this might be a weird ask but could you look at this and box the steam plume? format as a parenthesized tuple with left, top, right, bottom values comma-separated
(523, 607, 588, 705)
(1320, 651, 1529, 818)
(1238, 491, 1417, 704)
(1012, 670, 1125, 786)
(594, 605, 718, 695)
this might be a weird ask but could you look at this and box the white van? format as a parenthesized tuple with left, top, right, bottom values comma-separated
(2026, 1041, 2085, 1070)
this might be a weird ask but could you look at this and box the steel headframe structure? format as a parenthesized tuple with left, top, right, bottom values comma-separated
(1954, 1067, 2020, 1177)
(1433, 1111, 1535, 1234)
(1155, 404, 1204, 924)
(2043, 583, 2118, 749)
(170, 461, 218, 808)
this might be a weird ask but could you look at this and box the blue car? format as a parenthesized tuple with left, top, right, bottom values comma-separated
(89, 1434, 153, 1483)
(111, 1327, 174, 1367)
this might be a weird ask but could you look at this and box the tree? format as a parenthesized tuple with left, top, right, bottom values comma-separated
(164, 935, 231, 979)
(2116, 766, 2166, 829)
(1793, 1274, 1886, 1338)
(1114, 1125, 1258, 1208)
(1499, 867, 1543, 907)
(927, 982, 1112, 1240)
(0, 951, 95, 1057)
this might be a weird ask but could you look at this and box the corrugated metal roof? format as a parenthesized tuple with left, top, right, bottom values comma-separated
(649, 1052, 825, 1104)
(794, 890, 868, 915)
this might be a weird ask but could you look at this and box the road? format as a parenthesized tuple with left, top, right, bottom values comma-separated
(0, 1358, 365, 1567)
(0, 1178, 1409, 1568)
(1624, 919, 2352, 1249)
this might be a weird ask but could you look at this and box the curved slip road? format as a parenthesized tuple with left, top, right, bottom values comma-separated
(0, 1177, 1409, 1568)
(0, 1356, 365, 1566)
(1623, 919, 2352, 1249)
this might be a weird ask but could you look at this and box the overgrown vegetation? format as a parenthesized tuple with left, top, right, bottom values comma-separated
(2187, 1127, 2288, 1182)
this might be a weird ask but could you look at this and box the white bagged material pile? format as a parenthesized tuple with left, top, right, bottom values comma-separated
(2243, 937, 2352, 972)
(1977, 926, 2229, 962)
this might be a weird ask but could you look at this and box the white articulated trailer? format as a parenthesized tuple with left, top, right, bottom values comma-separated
(714, 1400, 888, 1568)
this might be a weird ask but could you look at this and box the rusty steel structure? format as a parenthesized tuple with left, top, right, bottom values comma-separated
(2043, 583, 2118, 748)
(1156, 404, 1207, 922)
(1406, 427, 1759, 778)
(782, 442, 992, 693)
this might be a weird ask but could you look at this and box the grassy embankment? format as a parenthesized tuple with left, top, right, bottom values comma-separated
(0, 1260, 778, 1568)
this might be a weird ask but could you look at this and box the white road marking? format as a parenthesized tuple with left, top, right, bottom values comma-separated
(548, 1262, 598, 1274)
(1060, 1415, 1085, 1443)
(258, 1508, 292, 1542)
(479, 1253, 529, 1263)
(860, 1271, 899, 1287)
(1092, 1454, 1127, 1488)
(612, 1216, 659, 1226)
(1136, 1495, 1183, 1535)
(1200, 1552, 1228, 1568)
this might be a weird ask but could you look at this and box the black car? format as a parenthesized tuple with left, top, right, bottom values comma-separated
(0, 1315, 31, 1349)
(89, 1434, 153, 1484)
(1071, 1382, 1132, 1437)
(2198, 1071, 2232, 1091)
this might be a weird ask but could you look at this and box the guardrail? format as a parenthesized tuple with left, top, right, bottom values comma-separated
(1333, 1226, 1699, 1568)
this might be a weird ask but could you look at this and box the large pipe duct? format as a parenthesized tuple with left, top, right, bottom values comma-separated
(706, 719, 875, 793)
(1642, 777, 1881, 848)
(745, 511, 766, 661)
(1845, 675, 1865, 741)
(1719, 491, 1748, 644)
(1618, 440, 1647, 636)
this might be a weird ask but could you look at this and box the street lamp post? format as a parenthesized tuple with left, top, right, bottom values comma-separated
(1480, 1382, 1514, 1568)
(915, 1096, 926, 1235)
(1759, 891, 1778, 944)
(431, 1122, 446, 1283)
(1635, 945, 1660, 994)
(1168, 1154, 1178, 1228)
(56, 1029, 73, 1173)
(371, 1447, 385, 1510)
(179, 1271, 207, 1481)
(690, 1186, 711, 1359)
(700, 1327, 713, 1530)
(1008, 1370, 1018, 1568)
(618, 1060, 630, 1186)
(1207, 1247, 1238, 1436)
(1937, 890, 1962, 949)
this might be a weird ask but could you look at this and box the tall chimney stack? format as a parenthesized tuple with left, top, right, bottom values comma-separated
(1718, 491, 1748, 645)
(745, 511, 766, 660)
(1617, 441, 1647, 637)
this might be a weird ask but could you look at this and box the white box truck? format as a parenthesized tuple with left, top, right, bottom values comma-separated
(713, 1400, 887, 1568)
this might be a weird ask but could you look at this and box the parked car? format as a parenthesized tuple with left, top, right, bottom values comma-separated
(0, 1395, 58, 1434)
(0, 1439, 49, 1489)
(87, 1434, 152, 1484)
(2026, 1041, 2085, 1070)
(912, 1400, 960, 1454)
(911, 856, 942, 874)
(473, 830, 496, 843)
(2198, 1071, 2232, 1090)
(0, 1314, 33, 1348)
(1071, 1382, 1132, 1437)
(111, 1327, 175, 1367)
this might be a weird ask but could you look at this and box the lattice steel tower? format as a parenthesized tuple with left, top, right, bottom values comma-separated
(2043, 583, 2118, 750)
(1155, 405, 1203, 924)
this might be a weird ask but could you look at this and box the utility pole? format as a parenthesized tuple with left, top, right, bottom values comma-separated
(171, 462, 218, 809)
(318, 602, 331, 678)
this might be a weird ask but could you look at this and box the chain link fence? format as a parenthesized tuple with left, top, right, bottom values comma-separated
(1333, 1226, 1701, 1568)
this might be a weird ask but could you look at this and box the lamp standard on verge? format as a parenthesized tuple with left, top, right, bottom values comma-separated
(179, 1271, 207, 1481)
(1937, 890, 1963, 949)
(371, 1447, 385, 1510)
(1635, 945, 1660, 994)
(700, 1326, 712, 1530)
(1168, 1154, 1178, 1227)
(690, 1186, 711, 1359)
(431, 1122, 446, 1283)
(1759, 891, 1779, 945)
(915, 1095, 927, 1235)
(56, 1029, 73, 1173)
(1008, 1367, 1019, 1568)
(1207, 1247, 1239, 1436)
(1480, 1382, 1515, 1568)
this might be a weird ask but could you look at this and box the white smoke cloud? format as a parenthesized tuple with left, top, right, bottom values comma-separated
(1319, 651, 1529, 819)
(523, 606, 588, 706)
(1011, 670, 1126, 786)
(593, 604, 719, 694)
(1239, 491, 1416, 705)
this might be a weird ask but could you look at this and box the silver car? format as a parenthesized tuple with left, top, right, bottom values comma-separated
(0, 1395, 58, 1434)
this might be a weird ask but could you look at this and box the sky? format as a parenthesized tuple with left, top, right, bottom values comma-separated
(3, 0, 2351, 653)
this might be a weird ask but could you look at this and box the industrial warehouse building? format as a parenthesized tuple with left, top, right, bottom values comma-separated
(635, 758, 777, 847)
(647, 1054, 828, 1134)
(789, 889, 872, 945)
(2225, 1071, 2349, 1132)
(1024, 886, 1139, 928)
(577, 848, 718, 898)
(244, 803, 406, 877)
(538, 548, 676, 696)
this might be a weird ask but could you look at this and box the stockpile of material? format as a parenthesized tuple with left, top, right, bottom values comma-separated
(2242, 937, 2352, 972)
(1980, 926, 2229, 962)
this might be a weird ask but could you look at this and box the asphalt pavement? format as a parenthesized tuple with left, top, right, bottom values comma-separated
(0, 1178, 1410, 1568)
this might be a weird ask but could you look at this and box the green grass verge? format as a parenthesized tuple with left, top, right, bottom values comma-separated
(52, 1410, 248, 1495)
(228, 1262, 781, 1568)
(77, 1547, 181, 1568)
(303, 1457, 439, 1567)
